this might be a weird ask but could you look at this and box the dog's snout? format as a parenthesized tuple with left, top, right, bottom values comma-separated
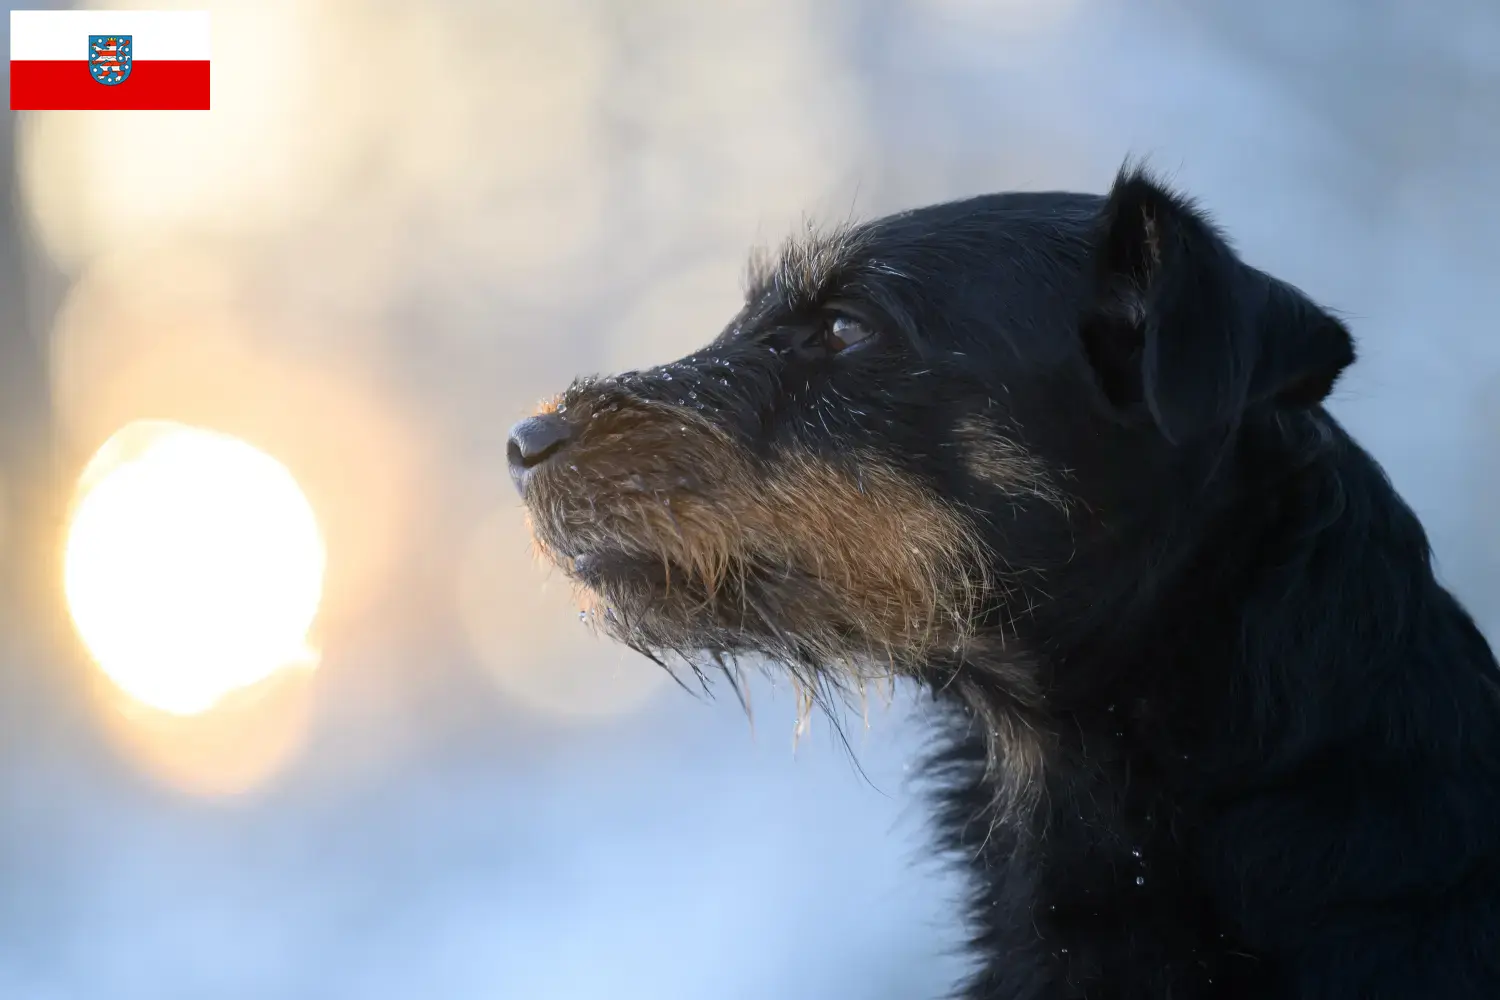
(507, 413, 574, 491)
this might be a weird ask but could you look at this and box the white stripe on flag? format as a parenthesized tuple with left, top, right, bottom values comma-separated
(10, 10, 211, 61)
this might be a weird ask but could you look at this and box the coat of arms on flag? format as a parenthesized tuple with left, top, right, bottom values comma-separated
(88, 34, 132, 86)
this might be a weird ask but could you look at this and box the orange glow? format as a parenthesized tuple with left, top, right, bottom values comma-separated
(64, 421, 326, 716)
(86, 656, 317, 799)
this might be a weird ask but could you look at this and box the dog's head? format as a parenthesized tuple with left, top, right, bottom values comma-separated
(509, 168, 1354, 697)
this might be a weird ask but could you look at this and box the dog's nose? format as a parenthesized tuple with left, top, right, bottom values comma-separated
(507, 413, 574, 492)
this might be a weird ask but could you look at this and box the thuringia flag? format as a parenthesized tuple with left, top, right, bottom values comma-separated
(10, 10, 211, 110)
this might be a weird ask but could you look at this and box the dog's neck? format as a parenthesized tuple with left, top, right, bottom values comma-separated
(933, 410, 1490, 823)
(915, 412, 1500, 997)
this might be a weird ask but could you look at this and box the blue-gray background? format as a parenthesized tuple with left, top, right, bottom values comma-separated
(2, 1, 1499, 997)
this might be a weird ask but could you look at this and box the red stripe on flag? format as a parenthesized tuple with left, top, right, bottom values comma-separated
(10, 60, 211, 111)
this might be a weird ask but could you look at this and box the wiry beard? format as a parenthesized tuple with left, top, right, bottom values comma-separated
(564, 551, 930, 758)
(523, 396, 1002, 664)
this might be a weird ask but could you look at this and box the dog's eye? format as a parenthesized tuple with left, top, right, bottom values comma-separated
(825, 315, 876, 354)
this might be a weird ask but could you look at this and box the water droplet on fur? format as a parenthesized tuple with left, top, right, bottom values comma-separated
(1060, 948, 1069, 955)
(556, 403, 567, 413)
(1135, 876, 1146, 886)
(1130, 848, 1141, 858)
(578, 611, 588, 622)
(679, 426, 688, 433)
(662, 373, 673, 381)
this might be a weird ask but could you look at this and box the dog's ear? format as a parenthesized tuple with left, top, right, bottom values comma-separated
(1080, 167, 1355, 444)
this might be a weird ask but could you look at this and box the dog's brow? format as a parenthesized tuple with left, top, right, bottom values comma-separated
(743, 222, 876, 310)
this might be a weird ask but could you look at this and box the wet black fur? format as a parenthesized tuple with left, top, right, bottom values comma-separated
(523, 166, 1500, 998)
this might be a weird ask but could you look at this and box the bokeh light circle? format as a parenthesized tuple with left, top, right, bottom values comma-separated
(64, 420, 326, 716)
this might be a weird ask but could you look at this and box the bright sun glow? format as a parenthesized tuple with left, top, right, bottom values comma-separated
(64, 421, 326, 715)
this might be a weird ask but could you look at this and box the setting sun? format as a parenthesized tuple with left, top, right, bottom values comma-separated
(64, 421, 326, 716)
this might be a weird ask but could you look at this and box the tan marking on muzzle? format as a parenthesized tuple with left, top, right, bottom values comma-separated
(525, 405, 995, 662)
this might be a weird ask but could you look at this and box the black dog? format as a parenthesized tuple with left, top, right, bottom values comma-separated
(508, 166, 1500, 998)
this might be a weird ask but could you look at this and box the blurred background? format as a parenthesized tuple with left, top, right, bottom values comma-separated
(3, 0, 1500, 997)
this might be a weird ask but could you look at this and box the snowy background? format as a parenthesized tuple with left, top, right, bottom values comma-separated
(2, 1, 1499, 997)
